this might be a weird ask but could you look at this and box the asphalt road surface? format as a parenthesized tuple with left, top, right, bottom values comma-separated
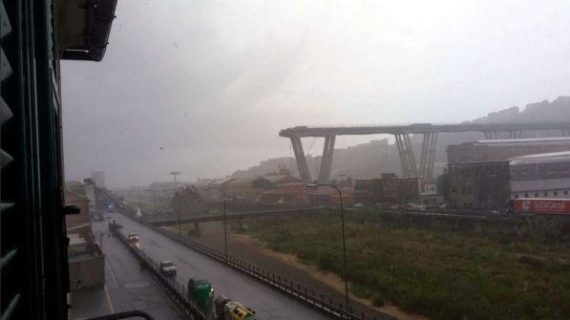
(74, 218, 185, 320)
(104, 211, 330, 320)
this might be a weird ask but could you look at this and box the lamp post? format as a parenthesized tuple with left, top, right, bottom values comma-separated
(192, 184, 232, 259)
(171, 171, 181, 234)
(306, 183, 349, 310)
(152, 189, 157, 215)
(170, 171, 180, 183)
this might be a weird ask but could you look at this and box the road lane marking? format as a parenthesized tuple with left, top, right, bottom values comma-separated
(104, 285, 115, 314)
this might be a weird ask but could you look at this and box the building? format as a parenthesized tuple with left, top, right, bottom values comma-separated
(307, 186, 353, 205)
(65, 189, 92, 241)
(2, 0, 118, 316)
(509, 151, 570, 199)
(354, 173, 420, 206)
(447, 161, 511, 210)
(419, 180, 444, 207)
(447, 137, 570, 164)
(259, 182, 306, 204)
(90, 171, 106, 189)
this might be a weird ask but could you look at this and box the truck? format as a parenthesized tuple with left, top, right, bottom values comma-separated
(188, 278, 214, 313)
(214, 295, 256, 320)
(505, 198, 570, 215)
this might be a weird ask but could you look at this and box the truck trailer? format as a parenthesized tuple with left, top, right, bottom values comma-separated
(506, 198, 570, 215)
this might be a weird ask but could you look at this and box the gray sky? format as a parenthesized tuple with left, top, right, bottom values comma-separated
(61, 0, 570, 187)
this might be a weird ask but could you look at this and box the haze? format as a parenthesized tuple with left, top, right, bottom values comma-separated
(61, 0, 570, 187)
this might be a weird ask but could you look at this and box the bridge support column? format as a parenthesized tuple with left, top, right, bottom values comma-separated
(483, 131, 499, 139)
(419, 132, 438, 179)
(193, 222, 201, 236)
(290, 136, 312, 182)
(508, 130, 522, 139)
(317, 135, 336, 184)
(395, 133, 418, 177)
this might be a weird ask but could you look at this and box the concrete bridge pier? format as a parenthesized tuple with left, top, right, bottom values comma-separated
(483, 130, 499, 139)
(317, 135, 336, 184)
(290, 135, 312, 182)
(394, 133, 417, 177)
(508, 130, 523, 139)
(418, 131, 438, 179)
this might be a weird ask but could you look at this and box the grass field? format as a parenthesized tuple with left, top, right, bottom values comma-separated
(242, 213, 570, 320)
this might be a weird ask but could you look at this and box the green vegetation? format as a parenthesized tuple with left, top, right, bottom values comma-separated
(243, 213, 570, 320)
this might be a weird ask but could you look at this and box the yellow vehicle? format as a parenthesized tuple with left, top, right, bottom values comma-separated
(215, 295, 256, 320)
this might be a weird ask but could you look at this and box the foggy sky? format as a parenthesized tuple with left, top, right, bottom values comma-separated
(61, 0, 570, 187)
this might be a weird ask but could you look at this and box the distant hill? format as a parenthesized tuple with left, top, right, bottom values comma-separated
(231, 96, 570, 180)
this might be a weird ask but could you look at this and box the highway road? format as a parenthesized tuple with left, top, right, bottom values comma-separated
(103, 211, 330, 320)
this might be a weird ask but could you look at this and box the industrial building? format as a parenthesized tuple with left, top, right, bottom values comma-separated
(509, 151, 570, 199)
(447, 137, 570, 164)
(447, 152, 570, 210)
(354, 173, 421, 206)
(446, 161, 511, 210)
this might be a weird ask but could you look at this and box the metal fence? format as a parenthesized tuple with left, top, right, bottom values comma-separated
(102, 189, 394, 320)
(109, 225, 208, 320)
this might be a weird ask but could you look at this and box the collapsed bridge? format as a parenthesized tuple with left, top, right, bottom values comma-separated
(279, 122, 570, 183)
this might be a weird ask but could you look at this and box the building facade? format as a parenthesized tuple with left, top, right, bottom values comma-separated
(447, 137, 570, 164)
(509, 152, 570, 199)
(354, 173, 420, 206)
(64, 190, 92, 241)
(447, 161, 511, 210)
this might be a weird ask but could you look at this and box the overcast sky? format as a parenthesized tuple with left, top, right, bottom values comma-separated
(61, 0, 570, 187)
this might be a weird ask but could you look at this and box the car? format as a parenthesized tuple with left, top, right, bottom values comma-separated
(127, 233, 140, 247)
(159, 260, 177, 278)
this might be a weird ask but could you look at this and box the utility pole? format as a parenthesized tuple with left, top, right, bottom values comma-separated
(171, 171, 181, 234)
(193, 183, 234, 260)
(152, 190, 157, 215)
(170, 171, 180, 184)
(306, 183, 350, 311)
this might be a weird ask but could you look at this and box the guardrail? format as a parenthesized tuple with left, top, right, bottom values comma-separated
(143, 207, 320, 226)
(101, 189, 395, 320)
(109, 224, 208, 320)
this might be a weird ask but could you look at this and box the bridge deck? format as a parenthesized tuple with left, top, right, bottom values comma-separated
(279, 122, 570, 137)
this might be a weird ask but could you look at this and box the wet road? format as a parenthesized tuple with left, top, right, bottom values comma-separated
(104, 211, 330, 320)
(76, 218, 185, 320)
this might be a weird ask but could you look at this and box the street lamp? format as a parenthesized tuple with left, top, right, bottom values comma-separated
(192, 183, 233, 259)
(171, 171, 181, 234)
(170, 171, 180, 183)
(306, 183, 350, 310)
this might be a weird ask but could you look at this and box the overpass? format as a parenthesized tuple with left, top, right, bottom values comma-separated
(143, 208, 319, 226)
(280, 122, 570, 183)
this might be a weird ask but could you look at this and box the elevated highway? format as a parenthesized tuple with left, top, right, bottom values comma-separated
(280, 122, 570, 183)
